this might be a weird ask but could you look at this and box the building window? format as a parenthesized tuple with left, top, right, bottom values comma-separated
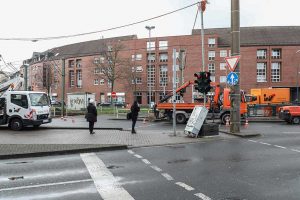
(271, 62, 281, 82)
(147, 53, 156, 62)
(76, 70, 82, 88)
(94, 68, 100, 74)
(208, 63, 215, 74)
(257, 49, 267, 59)
(220, 62, 226, 70)
(68, 60, 75, 68)
(159, 41, 168, 50)
(210, 76, 215, 82)
(208, 51, 215, 61)
(100, 79, 105, 85)
(76, 59, 82, 68)
(220, 76, 226, 83)
(272, 49, 281, 59)
(69, 70, 75, 87)
(208, 38, 216, 47)
(146, 41, 155, 51)
(147, 65, 155, 87)
(220, 50, 227, 57)
(94, 79, 99, 85)
(132, 54, 142, 61)
(135, 92, 142, 104)
(132, 66, 143, 72)
(147, 92, 155, 104)
(159, 53, 168, 62)
(159, 65, 168, 87)
(132, 77, 142, 84)
(159, 92, 166, 100)
(257, 63, 267, 82)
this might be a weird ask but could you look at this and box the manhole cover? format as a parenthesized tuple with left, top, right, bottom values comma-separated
(167, 159, 190, 164)
(107, 165, 124, 169)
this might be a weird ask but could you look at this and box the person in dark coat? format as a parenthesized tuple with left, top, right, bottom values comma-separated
(86, 99, 97, 134)
(130, 101, 140, 134)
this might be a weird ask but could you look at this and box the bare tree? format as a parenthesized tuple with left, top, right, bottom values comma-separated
(93, 42, 130, 102)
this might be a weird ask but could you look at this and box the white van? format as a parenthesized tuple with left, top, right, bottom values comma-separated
(0, 91, 52, 131)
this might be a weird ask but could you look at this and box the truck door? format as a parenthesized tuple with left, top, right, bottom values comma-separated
(9, 94, 29, 118)
(0, 97, 6, 124)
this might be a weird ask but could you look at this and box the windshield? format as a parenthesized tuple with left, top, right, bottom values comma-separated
(29, 93, 49, 106)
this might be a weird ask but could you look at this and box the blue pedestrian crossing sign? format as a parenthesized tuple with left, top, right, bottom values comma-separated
(227, 72, 239, 86)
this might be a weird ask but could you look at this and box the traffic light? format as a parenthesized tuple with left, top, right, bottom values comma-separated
(203, 71, 212, 94)
(194, 71, 212, 94)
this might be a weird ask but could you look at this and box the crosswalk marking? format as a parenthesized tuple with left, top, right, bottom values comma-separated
(81, 153, 135, 200)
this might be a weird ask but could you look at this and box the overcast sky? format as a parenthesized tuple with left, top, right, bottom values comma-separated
(0, 0, 299, 69)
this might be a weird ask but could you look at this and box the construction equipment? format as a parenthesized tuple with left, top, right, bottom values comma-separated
(0, 76, 52, 130)
(154, 80, 249, 124)
(248, 88, 290, 105)
(279, 106, 300, 124)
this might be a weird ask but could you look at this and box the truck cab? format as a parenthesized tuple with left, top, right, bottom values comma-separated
(279, 106, 300, 124)
(0, 91, 52, 130)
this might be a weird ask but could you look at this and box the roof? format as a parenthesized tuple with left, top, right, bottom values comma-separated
(27, 35, 137, 63)
(192, 26, 300, 47)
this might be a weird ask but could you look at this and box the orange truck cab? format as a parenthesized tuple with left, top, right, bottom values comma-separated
(279, 106, 300, 124)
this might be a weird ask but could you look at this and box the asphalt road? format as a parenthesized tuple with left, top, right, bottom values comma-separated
(2, 121, 300, 200)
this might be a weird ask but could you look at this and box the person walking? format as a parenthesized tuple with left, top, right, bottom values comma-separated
(130, 101, 140, 134)
(86, 99, 97, 134)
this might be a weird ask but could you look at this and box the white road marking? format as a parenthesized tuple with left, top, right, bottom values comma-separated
(291, 149, 300, 153)
(134, 154, 143, 159)
(161, 173, 174, 181)
(81, 153, 135, 200)
(274, 145, 287, 149)
(175, 182, 195, 191)
(248, 140, 257, 143)
(142, 159, 151, 165)
(194, 193, 212, 200)
(259, 142, 271, 146)
(150, 165, 163, 172)
(127, 150, 134, 154)
(0, 179, 92, 192)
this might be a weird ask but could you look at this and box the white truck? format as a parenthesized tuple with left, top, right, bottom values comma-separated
(0, 76, 52, 131)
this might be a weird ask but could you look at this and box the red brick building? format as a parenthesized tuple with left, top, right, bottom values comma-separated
(23, 26, 300, 106)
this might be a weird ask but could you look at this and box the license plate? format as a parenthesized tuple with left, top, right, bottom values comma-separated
(43, 119, 49, 123)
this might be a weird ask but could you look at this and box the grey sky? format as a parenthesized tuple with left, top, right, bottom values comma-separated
(0, 0, 299, 68)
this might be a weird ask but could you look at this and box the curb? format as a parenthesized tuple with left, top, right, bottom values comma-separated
(0, 145, 128, 160)
(40, 127, 124, 131)
(219, 130, 261, 138)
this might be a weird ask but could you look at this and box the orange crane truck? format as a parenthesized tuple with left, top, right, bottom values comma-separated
(154, 81, 249, 124)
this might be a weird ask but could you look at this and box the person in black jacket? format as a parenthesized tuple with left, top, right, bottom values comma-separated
(130, 101, 140, 134)
(86, 99, 97, 134)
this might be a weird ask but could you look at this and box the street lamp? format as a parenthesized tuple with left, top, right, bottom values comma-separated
(145, 25, 155, 108)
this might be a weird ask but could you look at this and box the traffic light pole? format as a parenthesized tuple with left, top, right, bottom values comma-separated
(172, 49, 177, 136)
(230, 0, 241, 133)
(200, 1, 206, 108)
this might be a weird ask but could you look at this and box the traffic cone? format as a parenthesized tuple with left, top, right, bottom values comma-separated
(225, 118, 230, 127)
(143, 118, 146, 124)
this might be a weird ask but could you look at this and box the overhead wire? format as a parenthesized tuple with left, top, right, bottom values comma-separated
(0, 2, 200, 41)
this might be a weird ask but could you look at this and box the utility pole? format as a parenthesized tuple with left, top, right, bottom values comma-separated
(172, 48, 177, 136)
(200, 0, 207, 107)
(145, 26, 155, 109)
(61, 58, 65, 117)
(230, 0, 241, 133)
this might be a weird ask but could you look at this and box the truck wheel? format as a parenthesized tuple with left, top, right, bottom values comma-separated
(221, 113, 230, 125)
(176, 113, 186, 124)
(292, 117, 300, 124)
(10, 118, 23, 131)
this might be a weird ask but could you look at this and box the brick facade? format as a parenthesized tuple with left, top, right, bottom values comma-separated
(24, 27, 300, 106)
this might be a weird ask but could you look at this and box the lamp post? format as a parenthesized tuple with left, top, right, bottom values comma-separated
(145, 26, 155, 108)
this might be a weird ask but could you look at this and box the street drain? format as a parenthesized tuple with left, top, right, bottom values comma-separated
(167, 145, 185, 149)
(107, 165, 123, 169)
(167, 159, 190, 164)
(8, 176, 24, 181)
